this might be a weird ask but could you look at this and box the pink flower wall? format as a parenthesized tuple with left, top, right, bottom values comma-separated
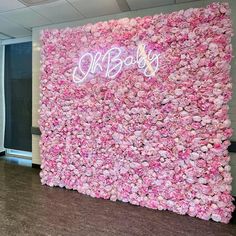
(39, 3, 235, 223)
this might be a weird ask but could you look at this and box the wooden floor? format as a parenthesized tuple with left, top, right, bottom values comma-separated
(0, 156, 236, 236)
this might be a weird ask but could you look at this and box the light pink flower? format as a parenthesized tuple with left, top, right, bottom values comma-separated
(39, 2, 234, 224)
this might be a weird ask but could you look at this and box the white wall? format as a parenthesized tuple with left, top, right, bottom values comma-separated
(31, 0, 236, 195)
(0, 43, 5, 153)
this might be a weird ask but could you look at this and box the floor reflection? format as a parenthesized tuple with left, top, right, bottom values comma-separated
(0, 156, 32, 167)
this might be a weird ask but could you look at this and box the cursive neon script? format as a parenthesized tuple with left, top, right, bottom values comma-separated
(73, 44, 160, 84)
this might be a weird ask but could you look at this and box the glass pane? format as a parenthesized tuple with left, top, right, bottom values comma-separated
(4, 42, 32, 152)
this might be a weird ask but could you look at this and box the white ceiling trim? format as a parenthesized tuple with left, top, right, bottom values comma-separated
(18, 0, 59, 6)
(1, 36, 32, 45)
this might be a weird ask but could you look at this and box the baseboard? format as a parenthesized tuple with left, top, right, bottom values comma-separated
(31, 127, 41, 135)
(6, 153, 32, 160)
(0, 151, 5, 156)
(32, 163, 40, 169)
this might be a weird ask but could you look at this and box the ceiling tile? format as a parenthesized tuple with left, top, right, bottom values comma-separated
(0, 7, 51, 28)
(116, 0, 130, 12)
(126, 0, 175, 10)
(31, 0, 84, 23)
(0, 0, 25, 12)
(0, 16, 31, 37)
(68, 0, 121, 18)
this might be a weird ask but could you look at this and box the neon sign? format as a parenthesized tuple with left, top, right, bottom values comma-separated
(73, 44, 160, 84)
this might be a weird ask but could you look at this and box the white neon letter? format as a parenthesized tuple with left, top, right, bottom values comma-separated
(73, 53, 94, 83)
(136, 44, 160, 77)
(102, 47, 123, 79)
(91, 52, 102, 73)
(144, 53, 160, 77)
(136, 44, 147, 69)
(124, 55, 135, 67)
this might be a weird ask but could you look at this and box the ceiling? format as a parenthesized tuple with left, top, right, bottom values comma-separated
(0, 0, 201, 40)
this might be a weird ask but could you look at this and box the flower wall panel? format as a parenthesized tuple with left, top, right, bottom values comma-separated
(39, 3, 235, 223)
